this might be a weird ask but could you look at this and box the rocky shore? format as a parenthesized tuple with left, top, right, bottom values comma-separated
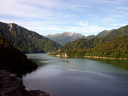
(0, 70, 50, 96)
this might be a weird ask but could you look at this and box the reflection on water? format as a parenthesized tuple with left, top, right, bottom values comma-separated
(23, 53, 128, 96)
(87, 58, 128, 70)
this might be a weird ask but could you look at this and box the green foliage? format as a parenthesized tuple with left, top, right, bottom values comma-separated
(60, 24, 128, 59)
(96, 30, 110, 37)
(0, 36, 11, 48)
(86, 35, 95, 39)
(0, 36, 37, 75)
(102, 25, 128, 41)
(60, 37, 102, 52)
(0, 22, 61, 53)
(61, 35, 128, 58)
(87, 35, 128, 58)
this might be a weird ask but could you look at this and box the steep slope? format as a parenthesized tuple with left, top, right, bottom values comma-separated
(0, 36, 37, 75)
(86, 35, 95, 39)
(96, 30, 110, 37)
(60, 37, 101, 51)
(0, 22, 61, 53)
(46, 32, 85, 45)
(86, 35, 128, 58)
(59, 24, 128, 58)
(102, 25, 128, 41)
(60, 35, 128, 58)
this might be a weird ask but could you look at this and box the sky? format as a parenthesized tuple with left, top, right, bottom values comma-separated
(0, 0, 128, 36)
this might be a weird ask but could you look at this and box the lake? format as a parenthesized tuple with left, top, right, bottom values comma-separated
(23, 53, 128, 96)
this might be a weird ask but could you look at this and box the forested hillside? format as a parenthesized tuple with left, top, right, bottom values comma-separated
(60, 37, 102, 51)
(101, 25, 128, 41)
(0, 22, 61, 53)
(96, 30, 110, 37)
(86, 35, 128, 58)
(59, 25, 128, 59)
(0, 36, 37, 75)
(60, 35, 128, 58)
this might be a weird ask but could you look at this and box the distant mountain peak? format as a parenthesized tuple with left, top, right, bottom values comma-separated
(47, 32, 84, 37)
(46, 32, 85, 45)
(63, 32, 84, 36)
(64, 32, 74, 36)
(63, 32, 83, 36)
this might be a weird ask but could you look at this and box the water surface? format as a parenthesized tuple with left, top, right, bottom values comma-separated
(23, 53, 128, 96)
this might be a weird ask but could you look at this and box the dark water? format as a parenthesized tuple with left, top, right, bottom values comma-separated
(23, 53, 128, 96)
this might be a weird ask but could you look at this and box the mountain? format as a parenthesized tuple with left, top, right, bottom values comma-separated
(101, 25, 128, 41)
(96, 30, 110, 37)
(60, 37, 101, 52)
(67, 34, 128, 58)
(86, 35, 95, 39)
(58, 24, 128, 58)
(86, 35, 128, 58)
(46, 32, 85, 45)
(0, 36, 37, 75)
(0, 22, 61, 53)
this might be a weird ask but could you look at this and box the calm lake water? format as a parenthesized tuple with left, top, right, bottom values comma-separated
(23, 53, 128, 96)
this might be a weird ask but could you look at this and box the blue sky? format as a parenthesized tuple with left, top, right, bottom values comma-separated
(0, 0, 128, 36)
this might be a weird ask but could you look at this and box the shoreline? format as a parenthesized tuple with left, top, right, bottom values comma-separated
(84, 56, 128, 60)
(49, 53, 128, 60)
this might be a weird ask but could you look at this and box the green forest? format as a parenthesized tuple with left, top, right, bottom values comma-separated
(1, 21, 128, 59)
(0, 22, 61, 53)
(59, 25, 128, 59)
(0, 36, 37, 75)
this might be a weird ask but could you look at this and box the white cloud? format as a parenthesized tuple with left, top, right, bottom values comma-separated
(85, 0, 126, 5)
(23, 21, 108, 36)
(65, 25, 107, 35)
(109, 23, 127, 26)
(79, 21, 88, 26)
(0, 0, 51, 18)
(0, 17, 124, 36)
(117, 6, 128, 10)
(63, 15, 74, 18)
(0, 0, 127, 36)
(0, 0, 89, 20)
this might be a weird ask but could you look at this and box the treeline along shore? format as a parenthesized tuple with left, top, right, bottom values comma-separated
(50, 53, 128, 60)
(55, 25, 128, 60)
